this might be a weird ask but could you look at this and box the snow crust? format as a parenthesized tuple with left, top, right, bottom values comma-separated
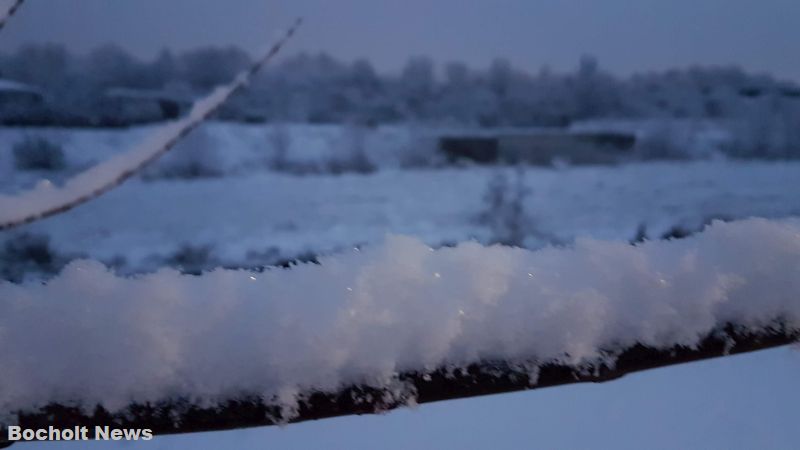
(1, 218, 799, 417)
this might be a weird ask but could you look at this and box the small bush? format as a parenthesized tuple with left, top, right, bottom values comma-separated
(634, 124, 693, 160)
(475, 167, 564, 248)
(163, 244, 219, 274)
(0, 233, 75, 282)
(399, 137, 441, 168)
(725, 107, 800, 159)
(327, 124, 376, 174)
(476, 167, 535, 247)
(12, 137, 66, 171)
(632, 215, 734, 243)
(144, 127, 223, 179)
(267, 122, 292, 170)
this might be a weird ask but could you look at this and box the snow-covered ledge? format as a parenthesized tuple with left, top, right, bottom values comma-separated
(1, 218, 799, 436)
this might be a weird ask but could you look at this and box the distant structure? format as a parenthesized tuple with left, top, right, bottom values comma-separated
(100, 87, 192, 124)
(0, 78, 45, 122)
(439, 130, 637, 166)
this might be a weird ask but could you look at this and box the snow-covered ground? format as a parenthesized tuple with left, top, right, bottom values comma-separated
(0, 122, 431, 194)
(2, 122, 800, 449)
(2, 157, 799, 275)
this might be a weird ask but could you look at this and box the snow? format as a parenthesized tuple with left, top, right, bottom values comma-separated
(1, 120, 798, 446)
(28, 345, 797, 450)
(4, 157, 798, 274)
(1, 217, 799, 418)
(165, 348, 800, 449)
(0, 122, 427, 192)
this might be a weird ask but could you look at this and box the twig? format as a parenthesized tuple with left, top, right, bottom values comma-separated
(0, 18, 303, 231)
(0, 0, 25, 32)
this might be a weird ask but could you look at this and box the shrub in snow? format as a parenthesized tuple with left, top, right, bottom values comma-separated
(398, 144, 436, 168)
(143, 127, 224, 179)
(398, 131, 441, 169)
(12, 137, 66, 171)
(327, 123, 376, 174)
(726, 103, 800, 159)
(264, 123, 377, 175)
(267, 122, 291, 171)
(632, 215, 734, 243)
(162, 243, 219, 275)
(476, 167, 537, 247)
(0, 233, 76, 283)
(634, 123, 694, 160)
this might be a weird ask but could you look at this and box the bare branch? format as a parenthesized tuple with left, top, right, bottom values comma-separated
(0, 18, 303, 231)
(0, 0, 25, 32)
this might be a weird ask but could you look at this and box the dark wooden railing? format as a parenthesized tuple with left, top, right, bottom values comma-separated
(2, 323, 796, 447)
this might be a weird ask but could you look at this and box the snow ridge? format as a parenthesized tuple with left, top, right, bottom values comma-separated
(0, 18, 302, 231)
(1, 218, 799, 418)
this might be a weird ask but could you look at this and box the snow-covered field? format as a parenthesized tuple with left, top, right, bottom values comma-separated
(0, 122, 430, 192)
(1, 122, 799, 275)
(3, 158, 800, 276)
(2, 122, 800, 449)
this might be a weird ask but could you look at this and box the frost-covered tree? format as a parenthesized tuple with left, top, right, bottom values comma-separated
(178, 46, 252, 91)
(572, 54, 622, 119)
(86, 44, 148, 88)
(148, 49, 179, 88)
(3, 43, 72, 88)
(399, 56, 436, 118)
(487, 58, 513, 98)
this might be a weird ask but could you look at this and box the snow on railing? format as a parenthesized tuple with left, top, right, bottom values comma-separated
(0, 0, 25, 32)
(1, 218, 798, 428)
(0, 18, 302, 231)
(7, 324, 795, 440)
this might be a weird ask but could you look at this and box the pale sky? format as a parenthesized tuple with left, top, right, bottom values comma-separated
(1, 0, 798, 79)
